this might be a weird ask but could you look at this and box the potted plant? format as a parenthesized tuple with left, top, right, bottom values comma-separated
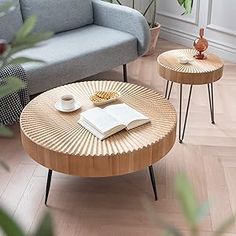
(106, 0, 193, 55)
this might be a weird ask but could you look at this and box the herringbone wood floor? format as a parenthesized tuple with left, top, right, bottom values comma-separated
(0, 39, 236, 236)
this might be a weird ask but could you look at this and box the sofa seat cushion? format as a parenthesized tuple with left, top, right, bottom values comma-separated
(20, 0, 93, 33)
(0, 0, 23, 42)
(17, 25, 138, 94)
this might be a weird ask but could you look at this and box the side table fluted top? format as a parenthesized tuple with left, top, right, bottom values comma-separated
(157, 49, 224, 85)
(20, 81, 177, 158)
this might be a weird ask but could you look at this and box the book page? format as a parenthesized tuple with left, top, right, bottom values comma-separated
(80, 107, 124, 135)
(104, 104, 149, 129)
(79, 118, 105, 140)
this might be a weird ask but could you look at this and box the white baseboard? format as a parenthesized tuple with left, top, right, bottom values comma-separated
(159, 26, 236, 63)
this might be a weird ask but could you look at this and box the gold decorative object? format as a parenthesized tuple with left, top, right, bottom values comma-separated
(20, 81, 177, 177)
(193, 28, 209, 60)
(90, 91, 120, 105)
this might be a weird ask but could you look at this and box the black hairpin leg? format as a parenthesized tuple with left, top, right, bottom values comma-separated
(164, 81, 174, 100)
(45, 169, 52, 205)
(207, 83, 215, 124)
(123, 64, 127, 83)
(148, 165, 158, 201)
(165, 81, 169, 98)
(167, 81, 173, 100)
(179, 84, 193, 143)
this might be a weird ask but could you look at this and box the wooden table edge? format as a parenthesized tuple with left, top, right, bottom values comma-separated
(21, 123, 177, 177)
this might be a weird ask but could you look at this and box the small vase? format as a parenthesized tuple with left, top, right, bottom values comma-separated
(193, 28, 208, 60)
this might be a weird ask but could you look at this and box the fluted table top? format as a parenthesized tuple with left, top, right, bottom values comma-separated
(20, 81, 177, 177)
(157, 49, 224, 85)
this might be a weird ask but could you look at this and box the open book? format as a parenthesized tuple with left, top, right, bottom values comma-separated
(78, 103, 150, 140)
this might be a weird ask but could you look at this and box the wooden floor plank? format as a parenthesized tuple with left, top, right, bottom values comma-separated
(0, 164, 36, 215)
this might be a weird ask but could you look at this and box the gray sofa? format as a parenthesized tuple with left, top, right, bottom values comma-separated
(0, 0, 150, 95)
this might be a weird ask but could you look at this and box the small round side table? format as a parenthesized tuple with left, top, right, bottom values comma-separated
(157, 49, 224, 143)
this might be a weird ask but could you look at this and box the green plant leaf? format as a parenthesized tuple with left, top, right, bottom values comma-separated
(177, 0, 185, 5)
(14, 16, 37, 43)
(12, 32, 53, 48)
(7, 45, 39, 56)
(0, 1, 16, 17)
(164, 225, 184, 236)
(212, 215, 236, 236)
(178, 0, 193, 14)
(0, 126, 13, 138)
(183, 0, 193, 14)
(175, 173, 199, 233)
(0, 207, 25, 236)
(7, 57, 45, 66)
(0, 76, 25, 98)
(0, 159, 10, 171)
(34, 212, 54, 236)
(20, 32, 53, 45)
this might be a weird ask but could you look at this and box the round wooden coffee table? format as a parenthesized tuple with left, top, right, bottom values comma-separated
(157, 49, 224, 143)
(20, 81, 177, 204)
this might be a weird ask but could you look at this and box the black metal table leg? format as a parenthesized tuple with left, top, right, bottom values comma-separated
(179, 84, 193, 143)
(179, 84, 183, 143)
(164, 81, 174, 100)
(164, 81, 169, 98)
(45, 169, 52, 205)
(148, 165, 158, 201)
(123, 64, 127, 83)
(164, 81, 216, 143)
(207, 83, 215, 124)
(167, 81, 174, 100)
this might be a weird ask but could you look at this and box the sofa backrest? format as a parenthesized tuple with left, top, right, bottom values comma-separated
(0, 0, 23, 42)
(19, 0, 94, 34)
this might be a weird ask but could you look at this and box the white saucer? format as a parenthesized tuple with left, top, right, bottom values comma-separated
(177, 56, 194, 64)
(55, 101, 81, 113)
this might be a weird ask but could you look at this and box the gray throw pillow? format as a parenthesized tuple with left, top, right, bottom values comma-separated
(0, 0, 23, 42)
(19, 0, 93, 34)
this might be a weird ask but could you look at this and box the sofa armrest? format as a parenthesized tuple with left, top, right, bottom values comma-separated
(92, 0, 150, 56)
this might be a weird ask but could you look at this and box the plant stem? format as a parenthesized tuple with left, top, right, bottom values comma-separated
(151, 0, 157, 28)
(115, 0, 122, 5)
(143, 0, 155, 17)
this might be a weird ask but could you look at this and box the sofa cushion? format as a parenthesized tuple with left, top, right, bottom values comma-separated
(16, 25, 138, 94)
(19, 0, 93, 34)
(0, 0, 23, 42)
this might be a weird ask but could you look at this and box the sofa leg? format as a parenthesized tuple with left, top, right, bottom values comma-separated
(123, 64, 128, 83)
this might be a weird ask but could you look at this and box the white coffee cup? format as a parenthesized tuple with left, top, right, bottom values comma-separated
(61, 94, 75, 110)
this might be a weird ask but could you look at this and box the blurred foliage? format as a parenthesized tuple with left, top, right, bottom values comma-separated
(0, 76, 25, 99)
(163, 173, 235, 236)
(0, 2, 53, 139)
(0, 209, 54, 236)
(0, 3, 54, 235)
